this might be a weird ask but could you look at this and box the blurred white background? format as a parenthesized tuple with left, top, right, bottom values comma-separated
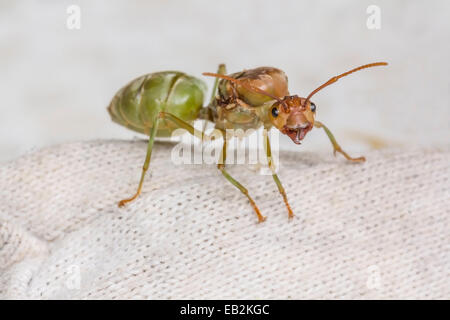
(0, 0, 449, 162)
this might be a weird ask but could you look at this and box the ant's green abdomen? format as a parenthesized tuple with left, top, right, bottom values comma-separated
(108, 71, 207, 136)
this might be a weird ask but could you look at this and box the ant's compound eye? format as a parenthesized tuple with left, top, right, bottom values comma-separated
(310, 102, 316, 112)
(271, 107, 279, 117)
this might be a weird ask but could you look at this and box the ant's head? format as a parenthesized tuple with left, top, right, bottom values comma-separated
(269, 95, 316, 144)
(203, 62, 387, 145)
(267, 61, 387, 144)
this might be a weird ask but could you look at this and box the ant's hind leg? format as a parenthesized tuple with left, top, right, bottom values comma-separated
(158, 112, 207, 140)
(314, 120, 365, 162)
(118, 117, 160, 207)
(119, 112, 218, 208)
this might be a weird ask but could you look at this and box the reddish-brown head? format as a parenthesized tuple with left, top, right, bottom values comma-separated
(203, 62, 387, 145)
(269, 95, 316, 144)
(268, 62, 388, 144)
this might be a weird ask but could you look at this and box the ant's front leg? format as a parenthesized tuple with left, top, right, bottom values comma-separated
(314, 121, 365, 163)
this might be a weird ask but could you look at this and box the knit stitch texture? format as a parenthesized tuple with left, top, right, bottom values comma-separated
(0, 140, 449, 299)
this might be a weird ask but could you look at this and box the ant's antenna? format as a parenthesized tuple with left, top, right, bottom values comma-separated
(202, 72, 289, 111)
(302, 62, 388, 109)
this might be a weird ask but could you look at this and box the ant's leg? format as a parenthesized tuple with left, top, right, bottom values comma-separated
(118, 117, 160, 207)
(263, 129, 294, 219)
(158, 114, 265, 221)
(217, 133, 266, 223)
(209, 64, 227, 105)
(158, 112, 210, 141)
(314, 121, 365, 162)
(201, 64, 227, 133)
(129, 111, 265, 221)
(119, 112, 218, 207)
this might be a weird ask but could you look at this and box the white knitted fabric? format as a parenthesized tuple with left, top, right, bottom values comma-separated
(0, 140, 449, 299)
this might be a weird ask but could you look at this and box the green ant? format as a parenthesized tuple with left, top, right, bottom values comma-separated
(108, 62, 387, 222)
